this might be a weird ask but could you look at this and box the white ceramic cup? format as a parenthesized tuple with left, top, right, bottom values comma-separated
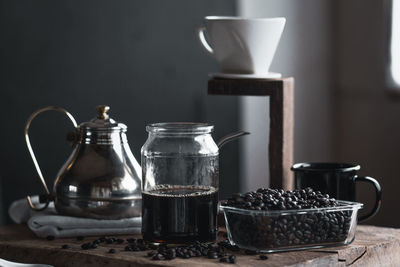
(198, 16, 286, 75)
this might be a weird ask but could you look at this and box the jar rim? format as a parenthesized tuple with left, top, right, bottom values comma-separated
(146, 122, 214, 134)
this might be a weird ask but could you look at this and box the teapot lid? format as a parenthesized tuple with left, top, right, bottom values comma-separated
(79, 105, 127, 132)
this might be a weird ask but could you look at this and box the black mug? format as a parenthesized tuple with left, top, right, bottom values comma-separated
(291, 162, 382, 222)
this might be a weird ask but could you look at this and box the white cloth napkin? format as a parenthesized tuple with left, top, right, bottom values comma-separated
(9, 196, 142, 238)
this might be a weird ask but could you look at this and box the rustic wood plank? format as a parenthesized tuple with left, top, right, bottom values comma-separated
(208, 77, 294, 190)
(0, 225, 399, 266)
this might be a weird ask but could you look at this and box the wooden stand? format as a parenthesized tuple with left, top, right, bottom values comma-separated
(208, 77, 294, 190)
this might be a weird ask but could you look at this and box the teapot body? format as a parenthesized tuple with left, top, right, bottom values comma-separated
(54, 131, 142, 219)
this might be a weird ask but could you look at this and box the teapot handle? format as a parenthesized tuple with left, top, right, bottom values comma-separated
(25, 106, 78, 211)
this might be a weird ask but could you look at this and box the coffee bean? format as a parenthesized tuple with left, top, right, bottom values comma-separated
(108, 248, 116, 254)
(228, 255, 236, 263)
(152, 253, 165, 260)
(259, 254, 268, 260)
(81, 243, 91, 250)
(147, 251, 156, 257)
(61, 244, 70, 249)
(207, 251, 218, 259)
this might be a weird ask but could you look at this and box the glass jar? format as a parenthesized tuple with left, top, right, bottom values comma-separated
(141, 122, 219, 243)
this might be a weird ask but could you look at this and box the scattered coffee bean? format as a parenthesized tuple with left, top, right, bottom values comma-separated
(259, 254, 268, 260)
(81, 243, 91, 250)
(147, 251, 156, 257)
(67, 233, 274, 264)
(207, 251, 218, 259)
(152, 253, 165, 260)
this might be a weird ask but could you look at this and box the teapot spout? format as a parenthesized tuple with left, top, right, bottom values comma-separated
(217, 131, 250, 149)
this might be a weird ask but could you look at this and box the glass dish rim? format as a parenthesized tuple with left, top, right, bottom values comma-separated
(219, 200, 363, 215)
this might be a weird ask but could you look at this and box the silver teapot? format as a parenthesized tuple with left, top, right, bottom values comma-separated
(25, 105, 142, 219)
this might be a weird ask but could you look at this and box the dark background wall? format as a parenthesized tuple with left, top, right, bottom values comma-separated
(0, 0, 238, 224)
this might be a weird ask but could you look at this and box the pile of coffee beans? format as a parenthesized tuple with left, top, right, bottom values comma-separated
(223, 187, 338, 210)
(221, 188, 353, 250)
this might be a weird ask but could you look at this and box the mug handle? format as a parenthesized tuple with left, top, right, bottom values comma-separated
(197, 27, 214, 55)
(355, 176, 382, 222)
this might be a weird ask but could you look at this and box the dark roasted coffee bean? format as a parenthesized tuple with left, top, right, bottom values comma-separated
(220, 257, 228, 262)
(81, 243, 91, 250)
(259, 254, 268, 260)
(147, 251, 156, 257)
(152, 253, 165, 260)
(228, 255, 236, 264)
(108, 248, 116, 254)
(61, 244, 70, 249)
(218, 252, 227, 258)
(207, 251, 218, 259)
(165, 254, 176, 260)
(46, 235, 55, 241)
(115, 239, 124, 244)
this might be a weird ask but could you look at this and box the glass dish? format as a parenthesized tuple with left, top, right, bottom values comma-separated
(220, 200, 363, 253)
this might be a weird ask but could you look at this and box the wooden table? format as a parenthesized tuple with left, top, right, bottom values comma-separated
(0, 225, 399, 266)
